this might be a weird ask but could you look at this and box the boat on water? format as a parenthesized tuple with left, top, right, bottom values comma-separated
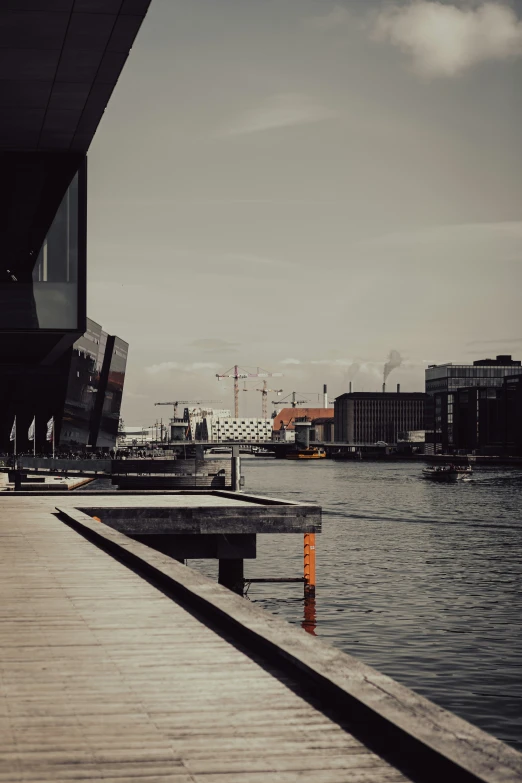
(254, 449, 276, 458)
(422, 464, 472, 482)
(286, 447, 326, 461)
(208, 447, 232, 455)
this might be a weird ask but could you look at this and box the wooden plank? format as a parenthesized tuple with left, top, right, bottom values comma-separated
(0, 495, 409, 783)
(57, 500, 522, 783)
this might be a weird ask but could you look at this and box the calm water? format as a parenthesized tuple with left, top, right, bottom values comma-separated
(192, 458, 522, 751)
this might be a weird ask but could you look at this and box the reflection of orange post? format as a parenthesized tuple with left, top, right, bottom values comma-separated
(302, 597, 317, 635)
(304, 533, 316, 598)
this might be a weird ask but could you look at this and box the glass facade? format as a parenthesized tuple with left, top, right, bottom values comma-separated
(425, 358, 522, 452)
(97, 337, 129, 449)
(60, 320, 105, 448)
(59, 320, 128, 450)
(0, 164, 84, 334)
(31, 173, 79, 329)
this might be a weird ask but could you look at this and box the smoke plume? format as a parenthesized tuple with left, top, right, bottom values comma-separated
(345, 362, 360, 382)
(383, 350, 402, 382)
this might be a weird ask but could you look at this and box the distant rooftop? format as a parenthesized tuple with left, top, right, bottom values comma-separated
(473, 355, 521, 367)
(273, 408, 333, 431)
(428, 355, 521, 369)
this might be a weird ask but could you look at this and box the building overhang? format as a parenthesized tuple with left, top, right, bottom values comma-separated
(0, 1, 151, 153)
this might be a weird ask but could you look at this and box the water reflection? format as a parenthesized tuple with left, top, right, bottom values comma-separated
(302, 596, 317, 635)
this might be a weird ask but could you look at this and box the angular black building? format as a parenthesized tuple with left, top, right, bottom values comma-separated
(60, 319, 128, 451)
(0, 2, 150, 452)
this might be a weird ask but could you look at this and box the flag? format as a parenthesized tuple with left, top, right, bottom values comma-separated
(28, 417, 35, 441)
(46, 417, 54, 442)
(9, 418, 16, 441)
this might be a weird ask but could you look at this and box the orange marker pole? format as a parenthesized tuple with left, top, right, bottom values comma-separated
(304, 532, 316, 598)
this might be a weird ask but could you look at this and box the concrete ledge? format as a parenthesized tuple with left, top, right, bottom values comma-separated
(56, 505, 522, 783)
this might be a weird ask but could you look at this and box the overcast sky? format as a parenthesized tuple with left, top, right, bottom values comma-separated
(86, 0, 522, 425)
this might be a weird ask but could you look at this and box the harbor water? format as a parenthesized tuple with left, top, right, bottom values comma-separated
(192, 458, 522, 751)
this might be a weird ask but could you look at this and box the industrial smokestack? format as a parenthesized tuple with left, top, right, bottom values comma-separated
(323, 384, 328, 408)
(382, 383, 386, 394)
(349, 381, 352, 394)
(397, 383, 400, 393)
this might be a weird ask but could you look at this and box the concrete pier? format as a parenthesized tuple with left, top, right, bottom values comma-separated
(1, 494, 521, 782)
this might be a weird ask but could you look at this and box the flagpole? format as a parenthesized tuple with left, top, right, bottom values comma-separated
(52, 417, 55, 459)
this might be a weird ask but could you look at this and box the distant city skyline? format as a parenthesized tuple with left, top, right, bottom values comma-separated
(85, 0, 522, 424)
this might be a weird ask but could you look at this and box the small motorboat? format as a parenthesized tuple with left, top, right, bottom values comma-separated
(422, 464, 472, 482)
(254, 449, 276, 458)
(286, 447, 326, 460)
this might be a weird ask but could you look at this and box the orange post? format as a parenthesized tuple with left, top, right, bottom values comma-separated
(303, 532, 316, 598)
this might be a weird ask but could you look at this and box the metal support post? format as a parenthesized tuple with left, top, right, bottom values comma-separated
(304, 532, 316, 598)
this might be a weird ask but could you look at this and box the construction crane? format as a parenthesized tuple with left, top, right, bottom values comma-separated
(154, 400, 222, 418)
(216, 366, 283, 418)
(272, 391, 310, 408)
(243, 380, 284, 419)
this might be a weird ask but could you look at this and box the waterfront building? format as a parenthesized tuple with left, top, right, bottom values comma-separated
(0, 3, 150, 453)
(200, 417, 273, 443)
(447, 375, 522, 456)
(118, 426, 154, 448)
(311, 417, 335, 443)
(272, 408, 333, 441)
(334, 392, 426, 444)
(187, 408, 232, 441)
(425, 356, 522, 453)
(60, 319, 128, 450)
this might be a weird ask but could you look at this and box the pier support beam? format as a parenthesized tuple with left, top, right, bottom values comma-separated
(218, 558, 244, 595)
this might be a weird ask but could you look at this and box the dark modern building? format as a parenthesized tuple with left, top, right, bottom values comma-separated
(334, 391, 426, 444)
(60, 318, 128, 451)
(311, 417, 335, 443)
(425, 356, 522, 453)
(0, 2, 150, 452)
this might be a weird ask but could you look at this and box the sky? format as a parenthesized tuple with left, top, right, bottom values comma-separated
(86, 0, 522, 425)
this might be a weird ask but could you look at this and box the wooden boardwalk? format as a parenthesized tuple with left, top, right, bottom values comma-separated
(1, 494, 521, 783)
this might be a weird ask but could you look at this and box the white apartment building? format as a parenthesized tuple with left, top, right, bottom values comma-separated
(202, 417, 273, 443)
(186, 408, 231, 441)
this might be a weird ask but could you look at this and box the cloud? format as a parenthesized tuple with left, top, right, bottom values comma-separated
(190, 339, 239, 353)
(280, 357, 384, 379)
(374, 1, 522, 76)
(222, 93, 337, 136)
(146, 361, 220, 375)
